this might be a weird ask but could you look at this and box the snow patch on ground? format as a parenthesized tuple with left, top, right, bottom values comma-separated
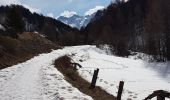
(129, 52, 155, 62)
(0, 24, 5, 31)
(34, 31, 46, 37)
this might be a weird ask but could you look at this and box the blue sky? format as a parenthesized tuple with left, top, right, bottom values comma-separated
(0, 0, 113, 17)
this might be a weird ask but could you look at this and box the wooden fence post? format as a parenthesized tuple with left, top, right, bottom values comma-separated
(90, 68, 99, 89)
(117, 81, 124, 100)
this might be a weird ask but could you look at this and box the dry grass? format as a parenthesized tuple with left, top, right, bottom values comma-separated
(54, 56, 116, 100)
(0, 32, 59, 69)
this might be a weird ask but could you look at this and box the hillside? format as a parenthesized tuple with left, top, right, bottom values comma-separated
(0, 5, 80, 45)
(0, 32, 59, 69)
(82, 0, 170, 61)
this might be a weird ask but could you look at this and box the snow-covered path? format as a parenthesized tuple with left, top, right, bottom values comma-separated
(0, 48, 92, 100)
(0, 61, 43, 100)
(0, 45, 170, 100)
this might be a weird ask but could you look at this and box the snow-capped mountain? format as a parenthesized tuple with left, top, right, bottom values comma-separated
(57, 6, 104, 29)
(57, 13, 94, 29)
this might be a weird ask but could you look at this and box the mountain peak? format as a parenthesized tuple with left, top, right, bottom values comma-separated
(85, 6, 104, 16)
(60, 11, 77, 18)
(57, 6, 105, 29)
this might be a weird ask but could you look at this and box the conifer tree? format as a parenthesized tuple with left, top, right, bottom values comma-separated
(6, 5, 24, 38)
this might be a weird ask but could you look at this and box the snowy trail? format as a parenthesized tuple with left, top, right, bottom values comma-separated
(0, 48, 93, 100)
(0, 62, 43, 100)
(1, 45, 170, 100)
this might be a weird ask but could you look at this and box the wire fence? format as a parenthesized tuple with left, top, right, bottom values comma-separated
(70, 55, 170, 99)
(71, 56, 170, 84)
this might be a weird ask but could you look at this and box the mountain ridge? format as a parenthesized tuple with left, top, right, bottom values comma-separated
(0, 4, 79, 43)
(57, 8, 104, 29)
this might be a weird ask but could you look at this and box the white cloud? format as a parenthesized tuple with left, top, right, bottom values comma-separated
(0, 0, 20, 5)
(60, 11, 77, 18)
(0, 0, 41, 13)
(23, 4, 41, 13)
(85, 6, 104, 16)
(47, 13, 54, 18)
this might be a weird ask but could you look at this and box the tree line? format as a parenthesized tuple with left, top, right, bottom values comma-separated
(0, 5, 79, 45)
(82, 0, 170, 61)
(1, 1, 170, 61)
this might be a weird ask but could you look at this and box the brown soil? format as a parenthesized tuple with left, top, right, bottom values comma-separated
(54, 56, 116, 100)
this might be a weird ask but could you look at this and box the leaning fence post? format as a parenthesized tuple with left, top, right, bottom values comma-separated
(90, 68, 99, 89)
(117, 81, 124, 100)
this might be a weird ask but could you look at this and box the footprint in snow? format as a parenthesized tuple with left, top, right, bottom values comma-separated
(133, 96, 137, 98)
(72, 96, 78, 99)
(47, 91, 53, 94)
(68, 88, 73, 93)
(50, 73, 56, 76)
(43, 83, 49, 86)
(99, 79, 103, 82)
(129, 95, 133, 97)
(67, 86, 72, 89)
(53, 92, 59, 96)
(61, 87, 66, 89)
(68, 88, 72, 91)
(104, 81, 108, 84)
(46, 78, 51, 80)
(57, 78, 62, 81)
(59, 97, 65, 100)
(68, 87, 74, 91)
(110, 84, 114, 86)
(0, 75, 6, 78)
(127, 91, 133, 94)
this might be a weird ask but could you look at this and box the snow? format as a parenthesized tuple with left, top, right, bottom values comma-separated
(22, 4, 41, 13)
(0, 24, 5, 31)
(67, 45, 170, 100)
(85, 6, 104, 16)
(57, 10, 97, 29)
(0, 45, 170, 100)
(57, 14, 87, 29)
(0, 48, 92, 100)
(34, 31, 46, 37)
(47, 13, 54, 18)
(60, 11, 77, 18)
(128, 52, 155, 62)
